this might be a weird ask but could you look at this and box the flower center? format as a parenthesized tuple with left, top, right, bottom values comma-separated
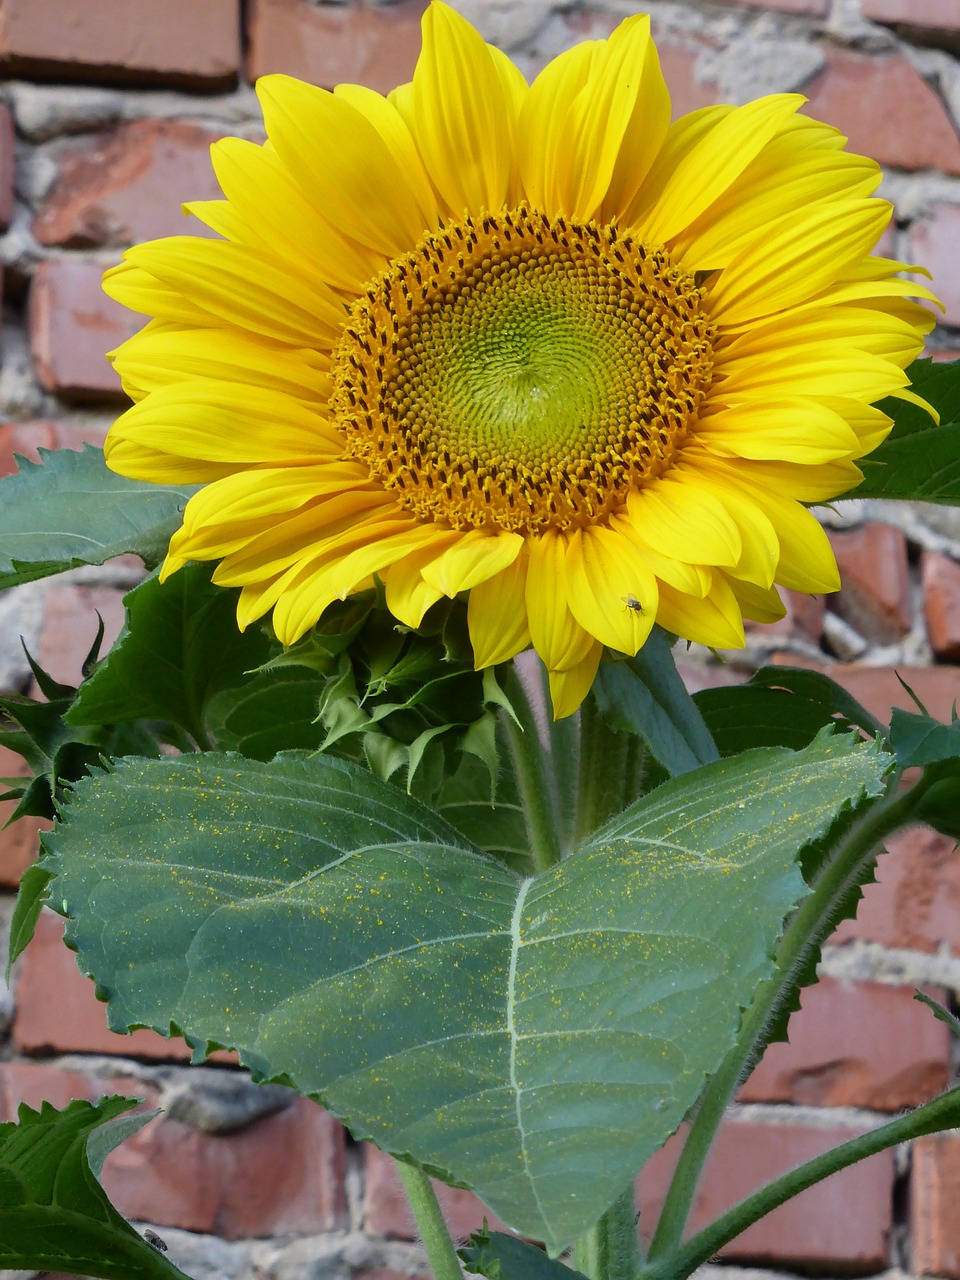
(332, 205, 716, 534)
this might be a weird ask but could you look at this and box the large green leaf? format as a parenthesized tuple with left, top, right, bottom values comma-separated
(43, 735, 885, 1253)
(0, 1096, 189, 1279)
(0, 447, 196, 589)
(460, 1227, 587, 1280)
(67, 565, 273, 746)
(845, 358, 960, 503)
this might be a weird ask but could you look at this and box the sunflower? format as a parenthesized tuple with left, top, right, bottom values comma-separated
(102, 2, 935, 718)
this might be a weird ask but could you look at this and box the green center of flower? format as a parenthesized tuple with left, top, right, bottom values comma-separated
(332, 205, 716, 533)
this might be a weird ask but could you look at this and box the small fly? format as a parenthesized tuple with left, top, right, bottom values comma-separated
(144, 1229, 168, 1253)
(622, 594, 645, 614)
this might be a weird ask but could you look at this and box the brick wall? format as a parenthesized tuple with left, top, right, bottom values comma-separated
(2, 2, 960, 1278)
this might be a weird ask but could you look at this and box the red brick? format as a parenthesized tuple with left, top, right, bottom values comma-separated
(832, 824, 960, 954)
(0, 0, 240, 90)
(364, 1145, 512, 1242)
(638, 1117, 894, 1269)
(102, 1095, 345, 1238)
(863, 0, 960, 32)
(13, 909, 236, 1064)
(769, 657, 960, 725)
(912, 1132, 960, 1279)
(828, 523, 912, 643)
(29, 259, 140, 401)
(0, 104, 13, 233)
(0, 420, 109, 477)
(0, 1059, 345, 1238)
(33, 120, 226, 250)
(712, 0, 827, 13)
(801, 51, 960, 176)
(37, 582, 127, 689)
(745, 588, 826, 644)
(922, 550, 960, 660)
(739, 977, 950, 1111)
(0, 746, 47, 889)
(910, 205, 960, 328)
(246, 0, 427, 95)
(655, 42, 722, 119)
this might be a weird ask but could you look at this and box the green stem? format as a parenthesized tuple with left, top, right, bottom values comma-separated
(503, 665, 564, 872)
(395, 1160, 464, 1280)
(642, 1086, 960, 1280)
(575, 696, 629, 842)
(573, 1186, 644, 1280)
(646, 775, 931, 1263)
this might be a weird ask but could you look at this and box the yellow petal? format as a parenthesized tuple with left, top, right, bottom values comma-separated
(608, 514, 711, 596)
(655, 574, 745, 649)
(420, 528, 524, 596)
(548, 642, 603, 720)
(257, 74, 429, 258)
(467, 549, 532, 668)
(626, 475, 742, 567)
(208, 135, 383, 293)
(565, 525, 658, 654)
(403, 0, 523, 216)
(103, 259, 220, 327)
(385, 534, 460, 628)
(729, 577, 787, 625)
(707, 199, 891, 327)
(672, 459, 780, 587)
(108, 380, 343, 465)
(122, 237, 345, 346)
(636, 95, 805, 244)
(516, 39, 595, 214)
(696, 399, 862, 465)
(525, 530, 598, 671)
(110, 325, 331, 402)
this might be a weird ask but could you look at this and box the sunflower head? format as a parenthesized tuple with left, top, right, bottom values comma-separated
(103, 1, 936, 718)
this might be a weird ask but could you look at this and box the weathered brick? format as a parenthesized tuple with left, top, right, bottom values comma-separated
(29, 259, 139, 401)
(913, 1133, 960, 1278)
(922, 550, 960, 660)
(0, 0, 241, 90)
(33, 119, 225, 249)
(102, 1095, 345, 1238)
(828, 523, 912, 643)
(0, 746, 47, 889)
(654, 41, 723, 119)
(639, 1117, 894, 1268)
(0, 104, 13, 232)
(36, 581, 127, 688)
(909, 204, 960, 328)
(0, 1059, 346, 1238)
(12, 909, 235, 1063)
(0, 420, 109, 477)
(832, 824, 960, 954)
(739, 977, 950, 1110)
(712, 0, 827, 13)
(863, 0, 960, 33)
(801, 51, 960, 175)
(246, 0, 427, 94)
(745, 588, 825, 644)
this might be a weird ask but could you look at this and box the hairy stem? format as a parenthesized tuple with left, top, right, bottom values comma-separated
(647, 776, 931, 1264)
(574, 1186, 644, 1280)
(395, 1161, 464, 1280)
(502, 664, 564, 872)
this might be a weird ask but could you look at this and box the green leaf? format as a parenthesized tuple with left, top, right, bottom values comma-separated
(0, 1096, 190, 1278)
(8, 861, 54, 974)
(0, 447, 196, 589)
(593, 629, 719, 776)
(914, 990, 960, 1037)
(460, 1227, 587, 1280)
(696, 665, 882, 756)
(67, 565, 273, 745)
(845, 359, 960, 503)
(889, 707, 960, 768)
(204, 666, 327, 760)
(44, 733, 885, 1252)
